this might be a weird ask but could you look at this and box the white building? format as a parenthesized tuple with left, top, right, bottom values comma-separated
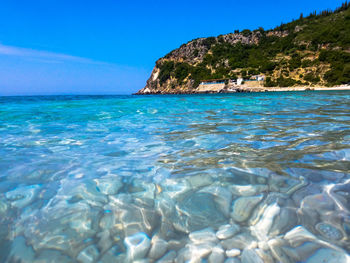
(237, 78, 244, 85)
(257, 75, 265, 81)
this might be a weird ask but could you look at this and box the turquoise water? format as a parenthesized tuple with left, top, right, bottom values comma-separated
(1, 92, 350, 262)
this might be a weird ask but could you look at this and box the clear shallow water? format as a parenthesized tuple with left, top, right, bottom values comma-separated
(0, 92, 350, 262)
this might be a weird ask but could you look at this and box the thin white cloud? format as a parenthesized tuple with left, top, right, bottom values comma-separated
(0, 43, 103, 64)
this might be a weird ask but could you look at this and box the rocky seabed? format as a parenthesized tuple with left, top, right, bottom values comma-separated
(2, 170, 350, 263)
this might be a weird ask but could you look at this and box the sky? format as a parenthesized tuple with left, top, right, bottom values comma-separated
(0, 0, 346, 95)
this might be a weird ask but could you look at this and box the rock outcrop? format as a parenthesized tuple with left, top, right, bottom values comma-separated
(136, 32, 266, 95)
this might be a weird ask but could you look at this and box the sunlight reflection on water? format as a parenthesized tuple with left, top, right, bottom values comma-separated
(0, 92, 350, 262)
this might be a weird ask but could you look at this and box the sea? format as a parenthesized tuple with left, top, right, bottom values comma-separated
(0, 91, 350, 262)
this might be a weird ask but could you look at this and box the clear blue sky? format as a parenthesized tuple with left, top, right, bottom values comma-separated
(0, 0, 345, 95)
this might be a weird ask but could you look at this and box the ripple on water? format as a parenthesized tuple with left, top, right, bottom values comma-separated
(1, 93, 350, 261)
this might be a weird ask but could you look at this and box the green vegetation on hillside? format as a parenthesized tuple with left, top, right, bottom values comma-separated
(156, 2, 350, 88)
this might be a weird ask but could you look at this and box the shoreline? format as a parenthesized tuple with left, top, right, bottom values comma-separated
(134, 85, 350, 95)
(260, 85, 350, 92)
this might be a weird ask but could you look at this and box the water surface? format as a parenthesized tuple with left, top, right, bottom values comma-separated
(1, 92, 350, 262)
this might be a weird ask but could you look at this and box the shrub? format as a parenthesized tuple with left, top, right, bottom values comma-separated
(260, 61, 276, 72)
(218, 36, 225, 43)
(241, 29, 251, 36)
(289, 54, 302, 70)
(343, 64, 350, 79)
(248, 69, 260, 75)
(324, 69, 342, 84)
(301, 59, 313, 68)
(304, 72, 321, 83)
(174, 63, 191, 83)
(202, 37, 217, 49)
(276, 76, 297, 87)
(264, 77, 277, 87)
(158, 61, 175, 84)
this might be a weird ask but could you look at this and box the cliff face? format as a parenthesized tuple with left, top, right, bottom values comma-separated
(137, 32, 264, 94)
(137, 3, 350, 94)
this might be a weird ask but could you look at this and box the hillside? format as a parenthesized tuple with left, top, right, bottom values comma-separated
(137, 2, 350, 94)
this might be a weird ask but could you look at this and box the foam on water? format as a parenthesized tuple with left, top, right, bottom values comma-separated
(0, 92, 350, 262)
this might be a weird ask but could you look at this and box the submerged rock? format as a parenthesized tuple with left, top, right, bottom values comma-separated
(99, 246, 126, 263)
(224, 258, 241, 263)
(231, 195, 264, 222)
(159, 220, 177, 240)
(174, 192, 226, 233)
(99, 212, 116, 231)
(67, 181, 108, 206)
(124, 232, 151, 261)
(221, 232, 255, 250)
(155, 195, 178, 238)
(241, 248, 264, 263)
(177, 243, 212, 262)
(132, 183, 156, 205)
(119, 204, 159, 236)
(189, 228, 218, 244)
(0, 200, 8, 215)
(5, 185, 40, 209)
(251, 202, 280, 241)
(281, 242, 320, 262)
(268, 238, 293, 263)
(284, 226, 317, 247)
(157, 250, 177, 263)
(315, 222, 343, 240)
(148, 236, 168, 260)
(269, 207, 298, 236)
(24, 200, 99, 256)
(94, 178, 123, 195)
(132, 259, 150, 263)
(216, 224, 240, 240)
(167, 238, 188, 251)
(161, 179, 191, 200)
(255, 248, 275, 263)
(155, 195, 176, 218)
(268, 175, 307, 195)
(96, 230, 112, 253)
(208, 246, 225, 263)
(226, 248, 241, 257)
(77, 245, 99, 263)
(229, 185, 268, 197)
(200, 186, 232, 217)
(292, 184, 321, 206)
(306, 248, 350, 263)
(300, 193, 335, 212)
(187, 173, 214, 189)
(36, 249, 74, 263)
(7, 236, 35, 263)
